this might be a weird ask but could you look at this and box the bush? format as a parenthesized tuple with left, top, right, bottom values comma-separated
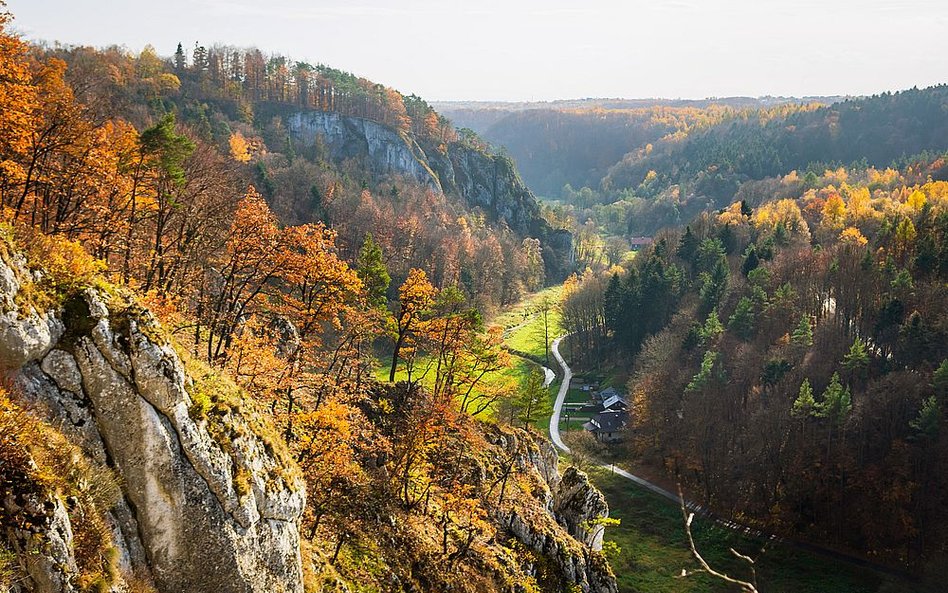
(1, 222, 106, 313)
(0, 383, 122, 590)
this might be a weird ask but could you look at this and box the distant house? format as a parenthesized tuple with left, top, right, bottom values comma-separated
(583, 410, 627, 443)
(629, 237, 653, 251)
(598, 386, 619, 399)
(593, 386, 626, 405)
(601, 393, 628, 412)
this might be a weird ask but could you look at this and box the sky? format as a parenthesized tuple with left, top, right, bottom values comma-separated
(7, 0, 948, 102)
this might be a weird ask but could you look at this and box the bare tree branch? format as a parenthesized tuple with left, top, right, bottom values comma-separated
(677, 484, 759, 593)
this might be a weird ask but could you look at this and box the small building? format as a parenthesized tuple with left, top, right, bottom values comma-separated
(583, 410, 627, 443)
(629, 237, 653, 251)
(601, 393, 628, 412)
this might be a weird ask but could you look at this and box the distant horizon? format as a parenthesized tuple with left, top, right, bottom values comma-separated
(9, 0, 948, 103)
(428, 94, 854, 105)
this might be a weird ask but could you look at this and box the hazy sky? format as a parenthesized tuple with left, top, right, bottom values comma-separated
(8, 0, 948, 101)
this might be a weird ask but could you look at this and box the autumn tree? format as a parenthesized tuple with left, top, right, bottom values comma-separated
(513, 368, 552, 428)
(389, 268, 436, 383)
(229, 131, 251, 163)
(0, 8, 36, 203)
(203, 186, 285, 363)
(457, 325, 512, 416)
(276, 222, 363, 428)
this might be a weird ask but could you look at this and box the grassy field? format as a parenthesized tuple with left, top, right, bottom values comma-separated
(494, 284, 564, 430)
(585, 465, 921, 593)
(375, 285, 563, 426)
(374, 352, 538, 419)
(494, 285, 563, 363)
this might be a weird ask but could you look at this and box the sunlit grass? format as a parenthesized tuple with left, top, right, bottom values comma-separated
(494, 285, 563, 363)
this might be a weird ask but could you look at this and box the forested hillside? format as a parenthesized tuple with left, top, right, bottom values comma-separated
(436, 97, 838, 199)
(524, 86, 948, 241)
(457, 106, 736, 197)
(0, 6, 615, 592)
(604, 85, 948, 203)
(37, 39, 569, 312)
(559, 159, 948, 578)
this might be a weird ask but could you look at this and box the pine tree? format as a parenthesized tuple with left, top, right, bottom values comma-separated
(791, 314, 813, 347)
(910, 396, 940, 440)
(842, 338, 869, 374)
(698, 258, 728, 315)
(677, 226, 699, 263)
(934, 359, 948, 396)
(791, 379, 817, 418)
(356, 233, 390, 309)
(192, 42, 208, 71)
(699, 310, 724, 345)
(727, 296, 755, 340)
(741, 244, 759, 276)
(603, 272, 622, 336)
(174, 42, 186, 70)
(818, 373, 852, 426)
(686, 350, 719, 392)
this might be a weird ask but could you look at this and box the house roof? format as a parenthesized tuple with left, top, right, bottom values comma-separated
(601, 394, 627, 411)
(584, 410, 626, 433)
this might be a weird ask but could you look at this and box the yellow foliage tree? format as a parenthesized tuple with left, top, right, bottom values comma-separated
(843, 184, 872, 222)
(0, 8, 35, 194)
(821, 192, 847, 228)
(907, 189, 927, 212)
(839, 226, 868, 247)
(229, 131, 252, 163)
(389, 268, 437, 383)
(753, 199, 810, 240)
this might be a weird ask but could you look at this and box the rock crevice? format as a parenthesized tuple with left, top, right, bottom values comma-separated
(0, 254, 306, 593)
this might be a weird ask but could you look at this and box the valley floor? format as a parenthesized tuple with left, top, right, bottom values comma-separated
(587, 466, 918, 593)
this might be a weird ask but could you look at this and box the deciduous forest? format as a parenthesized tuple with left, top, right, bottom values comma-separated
(2, 1, 948, 592)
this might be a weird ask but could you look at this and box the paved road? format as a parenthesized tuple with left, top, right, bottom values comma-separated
(548, 336, 571, 452)
(548, 335, 682, 503)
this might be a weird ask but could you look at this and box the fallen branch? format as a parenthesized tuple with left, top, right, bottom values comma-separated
(676, 483, 759, 593)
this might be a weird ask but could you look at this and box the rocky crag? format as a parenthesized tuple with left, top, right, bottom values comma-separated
(485, 426, 618, 593)
(288, 111, 573, 279)
(0, 248, 306, 593)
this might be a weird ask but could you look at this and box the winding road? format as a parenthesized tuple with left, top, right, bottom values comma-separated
(547, 335, 683, 504)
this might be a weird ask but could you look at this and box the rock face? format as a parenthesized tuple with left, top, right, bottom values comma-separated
(288, 111, 441, 191)
(286, 110, 573, 280)
(554, 467, 610, 551)
(484, 426, 618, 593)
(0, 254, 306, 593)
(3, 492, 80, 593)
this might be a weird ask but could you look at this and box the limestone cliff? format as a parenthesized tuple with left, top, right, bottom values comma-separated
(0, 251, 305, 593)
(287, 111, 441, 191)
(287, 111, 573, 280)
